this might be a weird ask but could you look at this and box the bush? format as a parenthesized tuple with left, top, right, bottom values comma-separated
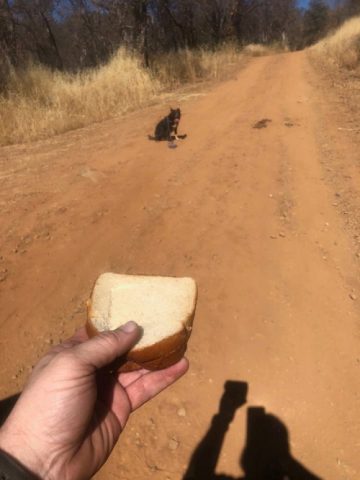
(312, 16, 360, 70)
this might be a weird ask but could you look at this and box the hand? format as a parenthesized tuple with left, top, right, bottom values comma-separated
(0, 322, 188, 480)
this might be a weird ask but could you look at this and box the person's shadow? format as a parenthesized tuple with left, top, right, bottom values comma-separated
(183, 381, 322, 480)
(1, 386, 322, 480)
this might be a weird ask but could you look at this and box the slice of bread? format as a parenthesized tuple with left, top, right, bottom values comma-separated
(87, 273, 197, 372)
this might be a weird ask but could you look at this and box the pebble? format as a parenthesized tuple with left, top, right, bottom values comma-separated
(177, 408, 186, 417)
(279, 232, 286, 238)
(0, 269, 8, 282)
(168, 438, 180, 451)
(349, 293, 357, 301)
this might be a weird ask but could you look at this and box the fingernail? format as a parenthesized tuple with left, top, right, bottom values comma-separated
(119, 321, 138, 333)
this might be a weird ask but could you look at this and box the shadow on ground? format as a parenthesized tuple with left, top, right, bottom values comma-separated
(183, 381, 321, 480)
(0, 385, 322, 480)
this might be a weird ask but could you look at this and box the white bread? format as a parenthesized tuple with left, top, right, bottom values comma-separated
(87, 273, 197, 372)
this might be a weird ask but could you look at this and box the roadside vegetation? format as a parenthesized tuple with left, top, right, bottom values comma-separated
(312, 16, 360, 70)
(0, 45, 247, 146)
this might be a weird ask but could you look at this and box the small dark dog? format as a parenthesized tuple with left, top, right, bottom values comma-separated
(149, 108, 187, 142)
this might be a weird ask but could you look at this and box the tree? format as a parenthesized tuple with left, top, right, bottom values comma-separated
(344, 0, 360, 16)
(0, 0, 339, 84)
(303, 0, 330, 46)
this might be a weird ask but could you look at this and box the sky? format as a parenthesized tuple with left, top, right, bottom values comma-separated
(297, 0, 338, 8)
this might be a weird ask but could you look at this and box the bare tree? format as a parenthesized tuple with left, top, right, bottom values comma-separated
(0, 0, 342, 83)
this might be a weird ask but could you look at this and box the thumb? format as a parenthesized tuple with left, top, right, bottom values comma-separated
(73, 321, 141, 370)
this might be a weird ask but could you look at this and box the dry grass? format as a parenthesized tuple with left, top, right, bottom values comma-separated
(150, 44, 241, 86)
(312, 16, 360, 70)
(243, 43, 283, 57)
(0, 43, 269, 146)
(0, 49, 161, 146)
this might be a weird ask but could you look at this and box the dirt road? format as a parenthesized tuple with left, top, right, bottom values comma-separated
(1, 51, 360, 479)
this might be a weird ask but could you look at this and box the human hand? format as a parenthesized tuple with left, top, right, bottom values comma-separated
(0, 321, 188, 479)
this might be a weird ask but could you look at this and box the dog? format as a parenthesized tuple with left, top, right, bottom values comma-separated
(148, 108, 187, 142)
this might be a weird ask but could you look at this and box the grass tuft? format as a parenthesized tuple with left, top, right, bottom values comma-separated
(312, 16, 360, 70)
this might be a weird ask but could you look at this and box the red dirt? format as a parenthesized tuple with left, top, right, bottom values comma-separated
(1, 51, 360, 479)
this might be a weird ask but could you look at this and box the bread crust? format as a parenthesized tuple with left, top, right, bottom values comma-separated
(86, 291, 196, 372)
